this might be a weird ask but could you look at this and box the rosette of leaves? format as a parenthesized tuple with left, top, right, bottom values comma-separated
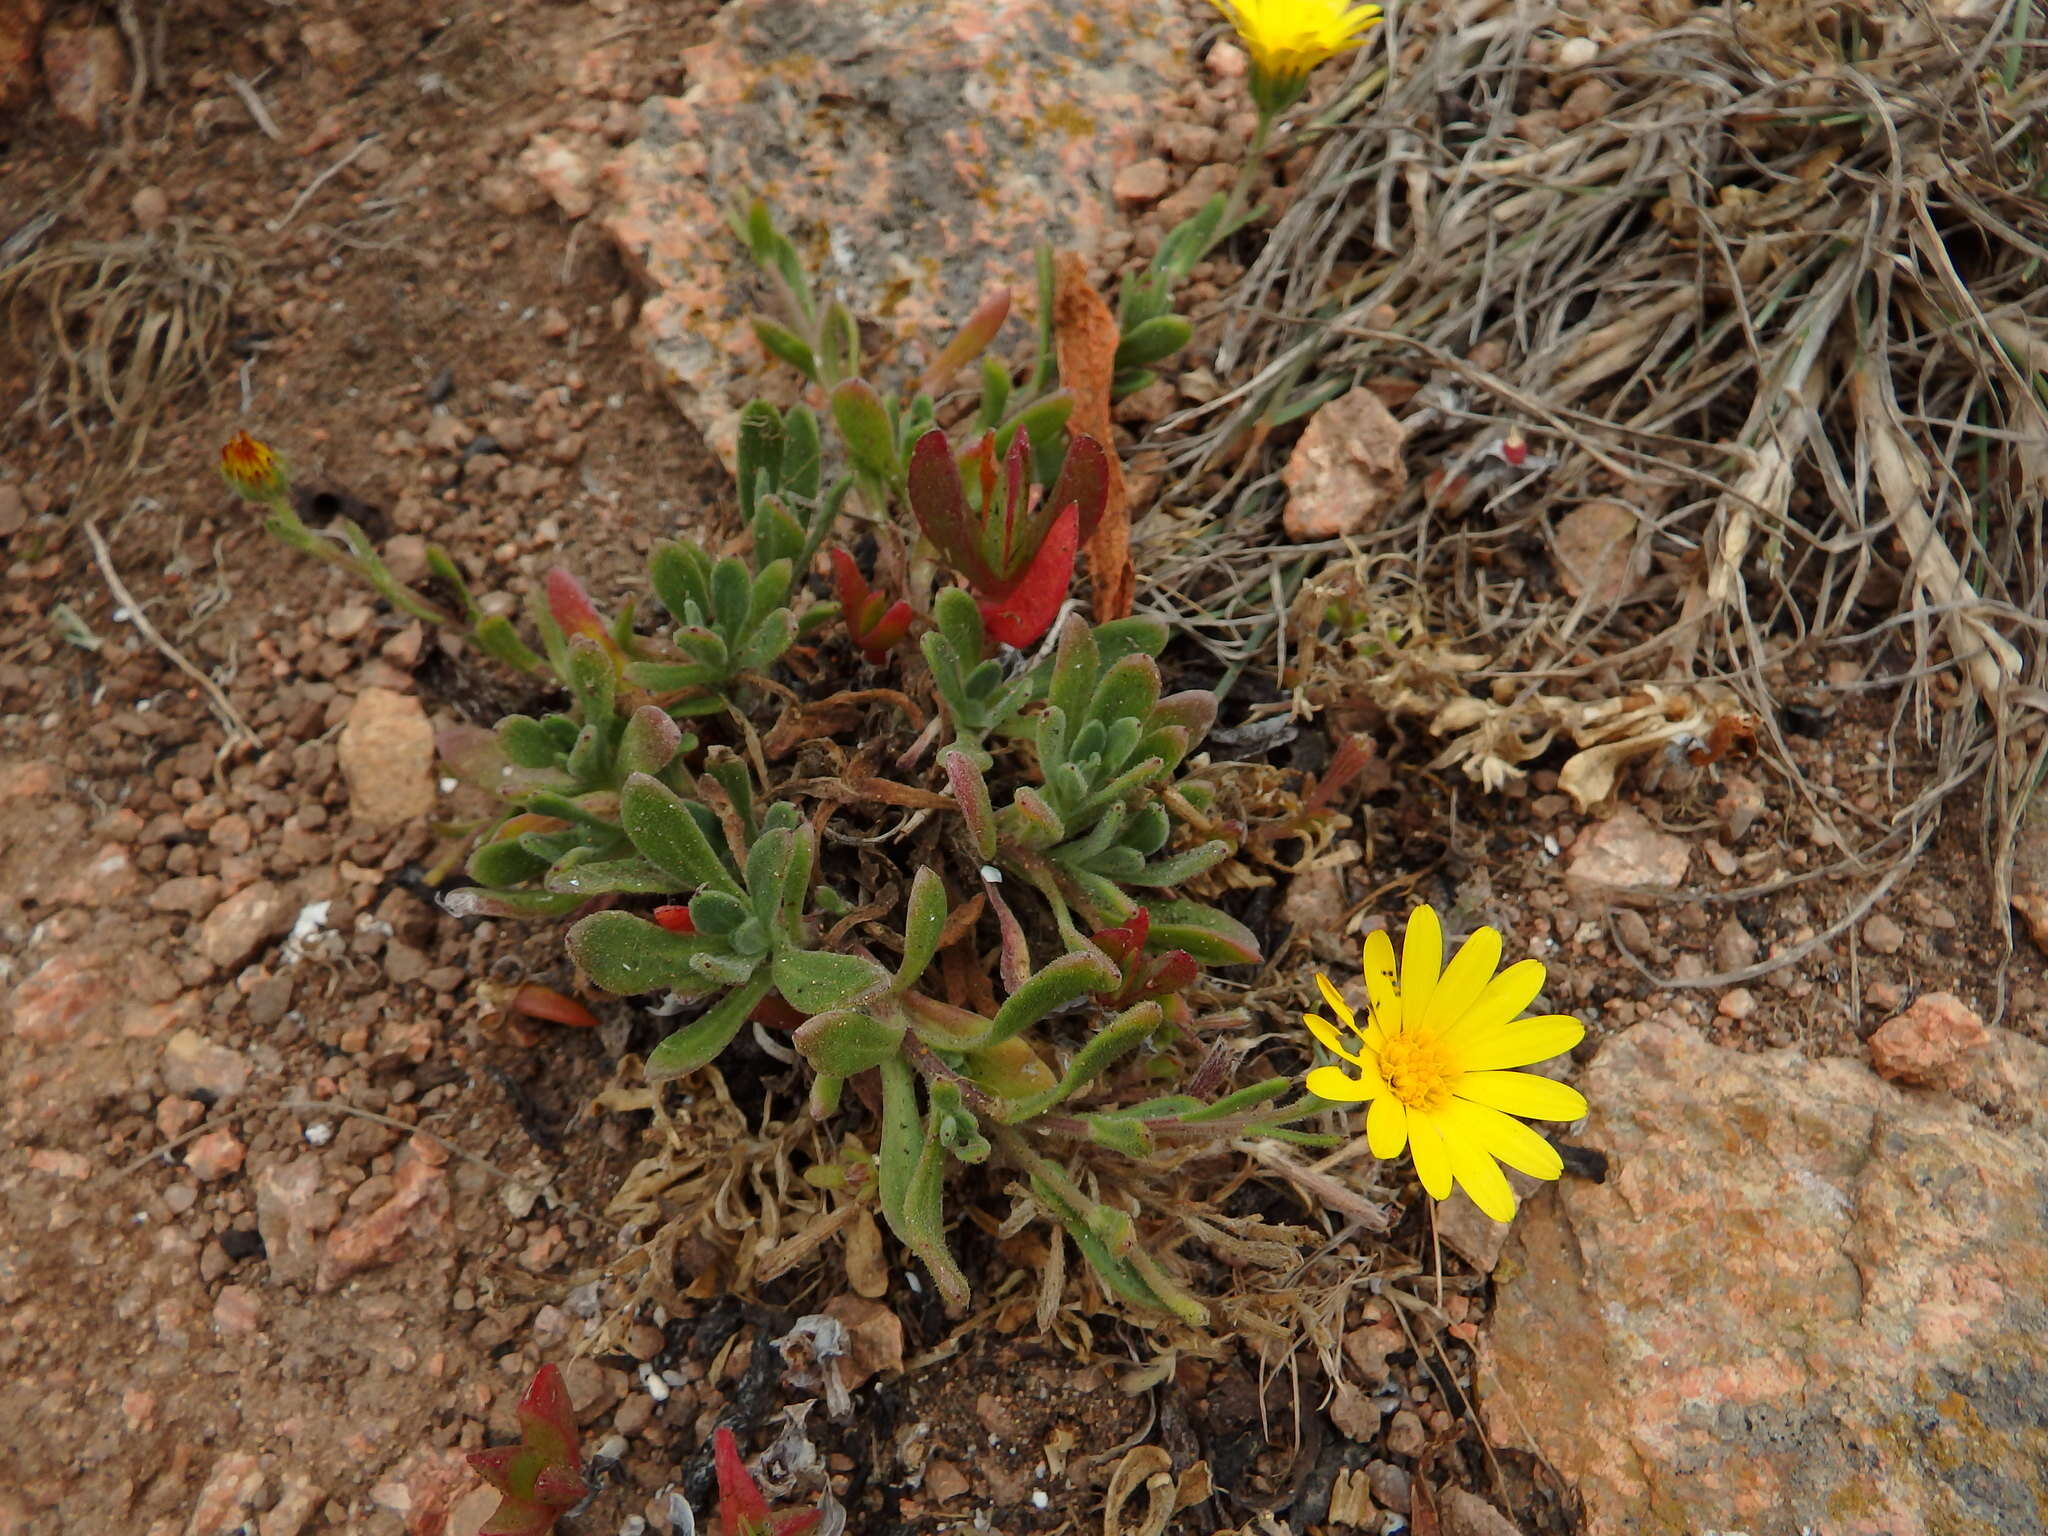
(921, 587, 1176, 766)
(945, 614, 1258, 968)
(465, 1363, 588, 1536)
(556, 774, 884, 1081)
(906, 424, 1110, 649)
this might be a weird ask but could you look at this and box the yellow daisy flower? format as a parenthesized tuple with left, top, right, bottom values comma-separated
(1210, 0, 1384, 115)
(1304, 905, 1587, 1223)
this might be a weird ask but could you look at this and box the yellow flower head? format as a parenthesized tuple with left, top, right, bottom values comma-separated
(1210, 0, 1383, 115)
(219, 430, 288, 502)
(1304, 905, 1587, 1223)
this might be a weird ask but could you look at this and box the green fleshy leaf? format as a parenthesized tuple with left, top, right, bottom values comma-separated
(617, 705, 684, 779)
(1142, 900, 1262, 966)
(792, 1008, 906, 1076)
(782, 404, 822, 502)
(734, 607, 797, 672)
(877, 1056, 921, 1225)
(1084, 1113, 1152, 1156)
(895, 867, 948, 992)
(998, 1002, 1161, 1123)
(1046, 615, 1098, 727)
(771, 948, 892, 1013)
(498, 716, 563, 770)
(543, 851, 678, 896)
(467, 837, 553, 888)
(986, 950, 1118, 1046)
(751, 319, 818, 382)
(474, 615, 546, 673)
(687, 889, 752, 935)
(1175, 1077, 1293, 1124)
(1115, 313, 1193, 371)
(1087, 654, 1162, 736)
(645, 972, 776, 1081)
(442, 886, 586, 920)
(1122, 839, 1233, 887)
(567, 910, 726, 996)
(620, 774, 742, 895)
(830, 378, 899, 482)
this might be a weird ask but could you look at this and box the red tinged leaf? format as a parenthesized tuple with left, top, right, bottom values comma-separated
(1091, 908, 1150, 970)
(515, 1363, 583, 1479)
(464, 1364, 588, 1536)
(1147, 949, 1201, 997)
(1046, 433, 1111, 542)
(507, 984, 601, 1030)
(653, 905, 697, 934)
(907, 430, 989, 586)
(829, 548, 915, 665)
(748, 991, 807, 1032)
(977, 501, 1077, 649)
(1090, 908, 1199, 1008)
(545, 568, 626, 670)
(714, 1427, 774, 1536)
(920, 287, 1011, 394)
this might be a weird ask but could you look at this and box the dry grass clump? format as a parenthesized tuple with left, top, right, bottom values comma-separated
(1, 219, 243, 478)
(1145, 0, 2048, 953)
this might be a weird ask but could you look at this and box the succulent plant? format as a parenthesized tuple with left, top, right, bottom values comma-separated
(232, 184, 1324, 1325)
(906, 424, 1110, 648)
(465, 1364, 588, 1536)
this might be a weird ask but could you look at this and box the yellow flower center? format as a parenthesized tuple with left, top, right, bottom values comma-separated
(1377, 1029, 1455, 1114)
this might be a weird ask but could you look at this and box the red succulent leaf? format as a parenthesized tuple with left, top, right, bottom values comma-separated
(988, 430, 1036, 580)
(545, 568, 626, 672)
(476, 1494, 563, 1536)
(507, 984, 600, 1030)
(977, 501, 1078, 649)
(907, 430, 993, 587)
(1091, 909, 1150, 970)
(653, 905, 697, 934)
(1145, 948, 1201, 999)
(465, 1445, 529, 1498)
(533, 1464, 592, 1507)
(748, 991, 807, 1032)
(770, 1514, 823, 1536)
(516, 1364, 582, 1474)
(829, 548, 915, 664)
(713, 1427, 774, 1536)
(464, 1365, 588, 1536)
(1089, 909, 1198, 1006)
(1046, 433, 1111, 542)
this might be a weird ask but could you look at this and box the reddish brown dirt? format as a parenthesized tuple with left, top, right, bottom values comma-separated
(4, 5, 2046, 1536)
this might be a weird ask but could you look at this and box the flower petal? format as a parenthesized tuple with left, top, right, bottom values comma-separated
(1306, 1063, 1382, 1102)
(1400, 905, 1443, 1027)
(1314, 973, 1357, 1033)
(1439, 1115, 1517, 1222)
(1361, 928, 1401, 1034)
(1455, 1014, 1585, 1073)
(1366, 1092, 1407, 1159)
(1436, 958, 1548, 1048)
(1441, 1098, 1563, 1180)
(1454, 1069, 1589, 1123)
(1303, 1012, 1362, 1065)
(1422, 924, 1501, 1036)
(1406, 1111, 1454, 1200)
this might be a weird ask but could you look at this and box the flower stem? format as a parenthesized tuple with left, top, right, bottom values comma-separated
(1211, 107, 1276, 262)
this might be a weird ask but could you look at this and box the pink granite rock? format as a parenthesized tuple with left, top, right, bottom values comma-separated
(603, 0, 1196, 467)
(1867, 991, 1989, 1089)
(1479, 1016, 2048, 1536)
